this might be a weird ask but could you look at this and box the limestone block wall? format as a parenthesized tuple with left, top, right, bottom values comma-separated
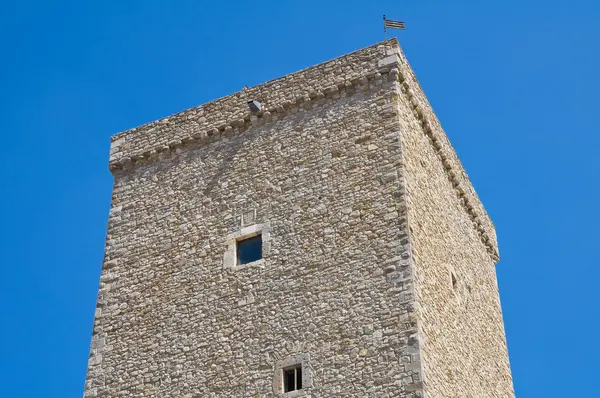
(85, 41, 423, 397)
(393, 49, 514, 397)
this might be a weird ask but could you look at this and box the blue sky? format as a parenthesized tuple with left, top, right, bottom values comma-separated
(1, 0, 599, 396)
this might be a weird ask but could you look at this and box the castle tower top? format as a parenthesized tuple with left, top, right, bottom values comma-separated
(107, 39, 498, 259)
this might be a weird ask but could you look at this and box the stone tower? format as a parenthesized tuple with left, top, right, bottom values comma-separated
(85, 39, 514, 397)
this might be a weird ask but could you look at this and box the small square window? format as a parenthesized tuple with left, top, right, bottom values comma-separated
(237, 234, 262, 265)
(224, 223, 270, 269)
(283, 365, 302, 392)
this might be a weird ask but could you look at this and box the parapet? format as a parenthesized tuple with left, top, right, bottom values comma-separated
(108, 40, 395, 171)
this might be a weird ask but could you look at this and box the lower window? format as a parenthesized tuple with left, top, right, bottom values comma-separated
(273, 353, 312, 395)
(283, 365, 302, 392)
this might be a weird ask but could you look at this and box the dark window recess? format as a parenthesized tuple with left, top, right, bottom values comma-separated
(237, 234, 262, 265)
(283, 365, 302, 392)
(451, 272, 457, 289)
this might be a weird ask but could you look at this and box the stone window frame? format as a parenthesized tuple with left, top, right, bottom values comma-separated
(273, 354, 313, 397)
(223, 222, 271, 270)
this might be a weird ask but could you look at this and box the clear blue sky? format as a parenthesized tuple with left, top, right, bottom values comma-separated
(1, 1, 599, 396)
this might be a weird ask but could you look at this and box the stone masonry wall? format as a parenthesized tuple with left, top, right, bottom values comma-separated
(85, 41, 423, 397)
(393, 48, 515, 396)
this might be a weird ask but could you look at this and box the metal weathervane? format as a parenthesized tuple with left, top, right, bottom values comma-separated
(383, 15, 406, 39)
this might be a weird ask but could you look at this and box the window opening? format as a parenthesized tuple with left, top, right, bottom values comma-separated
(283, 365, 302, 392)
(237, 234, 262, 265)
(451, 272, 457, 290)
